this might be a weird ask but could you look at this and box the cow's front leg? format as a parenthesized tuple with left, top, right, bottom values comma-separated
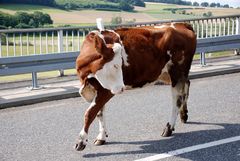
(75, 88, 113, 151)
(94, 107, 108, 145)
(162, 80, 185, 137)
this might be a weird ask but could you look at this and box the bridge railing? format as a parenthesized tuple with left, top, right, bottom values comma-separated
(0, 14, 239, 58)
(1, 35, 240, 88)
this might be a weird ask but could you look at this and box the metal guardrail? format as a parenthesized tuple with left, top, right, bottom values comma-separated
(0, 14, 239, 58)
(1, 35, 240, 88)
(0, 51, 79, 88)
(196, 35, 240, 65)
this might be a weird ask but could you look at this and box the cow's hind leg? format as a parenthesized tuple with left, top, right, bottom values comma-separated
(162, 79, 186, 137)
(75, 85, 113, 151)
(180, 80, 190, 123)
(94, 106, 108, 146)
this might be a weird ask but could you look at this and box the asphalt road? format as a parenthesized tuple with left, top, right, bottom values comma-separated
(0, 73, 240, 161)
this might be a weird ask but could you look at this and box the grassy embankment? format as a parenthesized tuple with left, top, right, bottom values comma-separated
(2, 2, 239, 25)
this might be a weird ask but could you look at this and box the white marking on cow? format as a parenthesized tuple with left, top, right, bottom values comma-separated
(154, 25, 168, 29)
(158, 58, 173, 83)
(178, 55, 185, 65)
(95, 43, 125, 94)
(78, 95, 97, 145)
(96, 107, 107, 140)
(79, 83, 96, 103)
(121, 45, 129, 66)
(167, 50, 172, 57)
(169, 85, 180, 129)
(78, 129, 88, 145)
(135, 136, 240, 161)
(170, 23, 176, 29)
(179, 50, 185, 65)
(105, 29, 129, 66)
(90, 30, 106, 44)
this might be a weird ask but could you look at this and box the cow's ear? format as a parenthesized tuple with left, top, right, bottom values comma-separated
(94, 35, 113, 59)
(94, 35, 107, 54)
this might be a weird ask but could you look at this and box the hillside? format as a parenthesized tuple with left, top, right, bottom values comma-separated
(0, 2, 240, 26)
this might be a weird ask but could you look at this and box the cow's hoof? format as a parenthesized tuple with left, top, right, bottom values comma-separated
(75, 141, 86, 151)
(161, 123, 173, 137)
(94, 139, 106, 146)
(180, 110, 188, 123)
(180, 114, 188, 123)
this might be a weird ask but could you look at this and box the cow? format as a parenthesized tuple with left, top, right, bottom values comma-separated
(75, 22, 196, 151)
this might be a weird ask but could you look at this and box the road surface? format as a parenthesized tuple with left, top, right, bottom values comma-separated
(0, 73, 240, 161)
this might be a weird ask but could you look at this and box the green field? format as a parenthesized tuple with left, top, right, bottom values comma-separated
(1, 2, 239, 26)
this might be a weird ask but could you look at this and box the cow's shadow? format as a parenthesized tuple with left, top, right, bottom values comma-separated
(83, 122, 240, 160)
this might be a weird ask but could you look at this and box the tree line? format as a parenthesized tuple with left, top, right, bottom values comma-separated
(144, 0, 230, 8)
(0, 11, 53, 29)
(1, 0, 145, 11)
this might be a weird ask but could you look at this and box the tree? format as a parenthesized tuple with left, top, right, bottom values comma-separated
(15, 23, 32, 28)
(210, 3, 216, 7)
(223, 4, 230, 8)
(119, 0, 134, 11)
(203, 11, 213, 17)
(111, 16, 122, 24)
(201, 2, 209, 7)
(32, 11, 53, 27)
(193, 2, 199, 6)
(216, 3, 221, 7)
(15, 12, 32, 24)
(129, 0, 145, 7)
(28, 18, 38, 28)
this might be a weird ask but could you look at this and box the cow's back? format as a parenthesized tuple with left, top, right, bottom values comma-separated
(115, 23, 196, 87)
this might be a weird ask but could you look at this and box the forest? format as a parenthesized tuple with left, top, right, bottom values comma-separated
(0, 11, 53, 29)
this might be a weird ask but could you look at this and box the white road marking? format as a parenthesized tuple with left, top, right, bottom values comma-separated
(135, 136, 240, 161)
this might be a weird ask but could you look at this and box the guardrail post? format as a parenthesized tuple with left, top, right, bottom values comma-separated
(200, 52, 206, 66)
(235, 17, 240, 55)
(58, 29, 64, 76)
(0, 34, 2, 58)
(31, 72, 39, 89)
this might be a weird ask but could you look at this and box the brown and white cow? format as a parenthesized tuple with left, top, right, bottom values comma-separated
(75, 23, 196, 151)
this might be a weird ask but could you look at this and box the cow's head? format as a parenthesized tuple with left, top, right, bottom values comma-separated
(76, 31, 125, 94)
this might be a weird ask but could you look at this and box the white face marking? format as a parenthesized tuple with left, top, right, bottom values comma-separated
(105, 30, 129, 66)
(95, 43, 125, 94)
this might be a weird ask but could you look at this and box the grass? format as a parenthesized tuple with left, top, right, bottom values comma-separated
(0, 69, 77, 83)
(193, 50, 235, 60)
(1, 3, 239, 25)
(0, 34, 85, 57)
(0, 4, 66, 14)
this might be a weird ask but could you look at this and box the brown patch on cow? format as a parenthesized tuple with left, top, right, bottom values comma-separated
(101, 30, 121, 44)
